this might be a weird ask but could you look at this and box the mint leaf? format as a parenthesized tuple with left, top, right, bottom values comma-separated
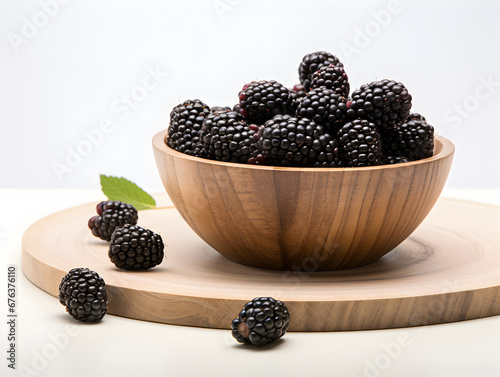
(100, 175, 156, 210)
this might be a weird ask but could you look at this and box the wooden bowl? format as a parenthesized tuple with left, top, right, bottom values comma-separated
(153, 132, 454, 271)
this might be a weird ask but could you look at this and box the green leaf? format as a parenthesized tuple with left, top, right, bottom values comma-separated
(100, 175, 156, 210)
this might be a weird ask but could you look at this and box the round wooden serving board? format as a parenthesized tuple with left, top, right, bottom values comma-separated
(22, 198, 500, 331)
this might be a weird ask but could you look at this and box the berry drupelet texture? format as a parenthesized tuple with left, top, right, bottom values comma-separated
(238, 80, 296, 124)
(337, 119, 383, 167)
(299, 51, 344, 91)
(254, 114, 333, 166)
(200, 111, 261, 163)
(382, 119, 434, 161)
(88, 201, 138, 241)
(109, 224, 164, 271)
(231, 297, 290, 346)
(310, 64, 350, 96)
(347, 79, 412, 131)
(59, 268, 108, 323)
(296, 88, 349, 134)
(383, 156, 409, 164)
(167, 99, 210, 155)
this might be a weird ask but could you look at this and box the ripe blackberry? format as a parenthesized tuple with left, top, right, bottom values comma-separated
(313, 137, 343, 167)
(382, 119, 434, 161)
(296, 88, 349, 134)
(59, 268, 107, 323)
(406, 112, 426, 122)
(337, 119, 383, 167)
(291, 83, 307, 99)
(167, 99, 210, 155)
(310, 64, 350, 96)
(238, 80, 295, 124)
(348, 80, 412, 130)
(200, 111, 261, 163)
(383, 156, 409, 164)
(109, 224, 164, 271)
(231, 297, 290, 346)
(88, 201, 138, 241)
(210, 106, 232, 114)
(299, 51, 343, 91)
(255, 114, 332, 166)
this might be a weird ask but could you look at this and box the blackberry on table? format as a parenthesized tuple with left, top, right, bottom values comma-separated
(253, 114, 332, 166)
(310, 64, 350, 96)
(337, 119, 383, 167)
(299, 51, 344, 91)
(109, 224, 164, 271)
(59, 268, 107, 323)
(382, 119, 434, 161)
(200, 111, 261, 163)
(88, 201, 138, 241)
(238, 80, 295, 124)
(231, 297, 290, 346)
(296, 88, 349, 134)
(167, 99, 210, 156)
(347, 79, 412, 131)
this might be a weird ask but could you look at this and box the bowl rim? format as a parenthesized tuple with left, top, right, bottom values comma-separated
(152, 131, 455, 172)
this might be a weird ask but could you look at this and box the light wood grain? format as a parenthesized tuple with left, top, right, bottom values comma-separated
(22, 199, 500, 331)
(153, 132, 454, 270)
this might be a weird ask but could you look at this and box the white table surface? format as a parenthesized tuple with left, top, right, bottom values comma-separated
(1, 188, 500, 377)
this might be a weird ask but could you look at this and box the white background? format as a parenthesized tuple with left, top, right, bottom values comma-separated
(0, 0, 499, 190)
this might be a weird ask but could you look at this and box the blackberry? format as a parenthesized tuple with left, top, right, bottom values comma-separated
(231, 297, 290, 346)
(109, 224, 164, 270)
(348, 79, 412, 130)
(337, 119, 383, 167)
(88, 201, 138, 241)
(406, 112, 426, 122)
(59, 268, 107, 323)
(291, 83, 307, 99)
(296, 88, 349, 134)
(382, 119, 434, 161)
(167, 99, 210, 155)
(238, 80, 295, 124)
(313, 137, 343, 167)
(232, 103, 241, 113)
(210, 106, 232, 114)
(255, 114, 332, 166)
(383, 156, 409, 165)
(299, 51, 343, 91)
(200, 111, 260, 163)
(310, 64, 350, 96)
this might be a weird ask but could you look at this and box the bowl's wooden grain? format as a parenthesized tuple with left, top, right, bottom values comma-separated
(153, 132, 454, 271)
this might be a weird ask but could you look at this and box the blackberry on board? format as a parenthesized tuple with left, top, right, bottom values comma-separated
(382, 119, 434, 161)
(200, 111, 261, 163)
(88, 201, 138, 241)
(347, 79, 412, 131)
(109, 224, 164, 271)
(296, 88, 349, 134)
(310, 64, 350, 96)
(337, 119, 383, 167)
(238, 80, 296, 124)
(167, 99, 210, 156)
(231, 297, 290, 346)
(254, 114, 333, 166)
(299, 51, 344, 91)
(59, 268, 107, 323)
